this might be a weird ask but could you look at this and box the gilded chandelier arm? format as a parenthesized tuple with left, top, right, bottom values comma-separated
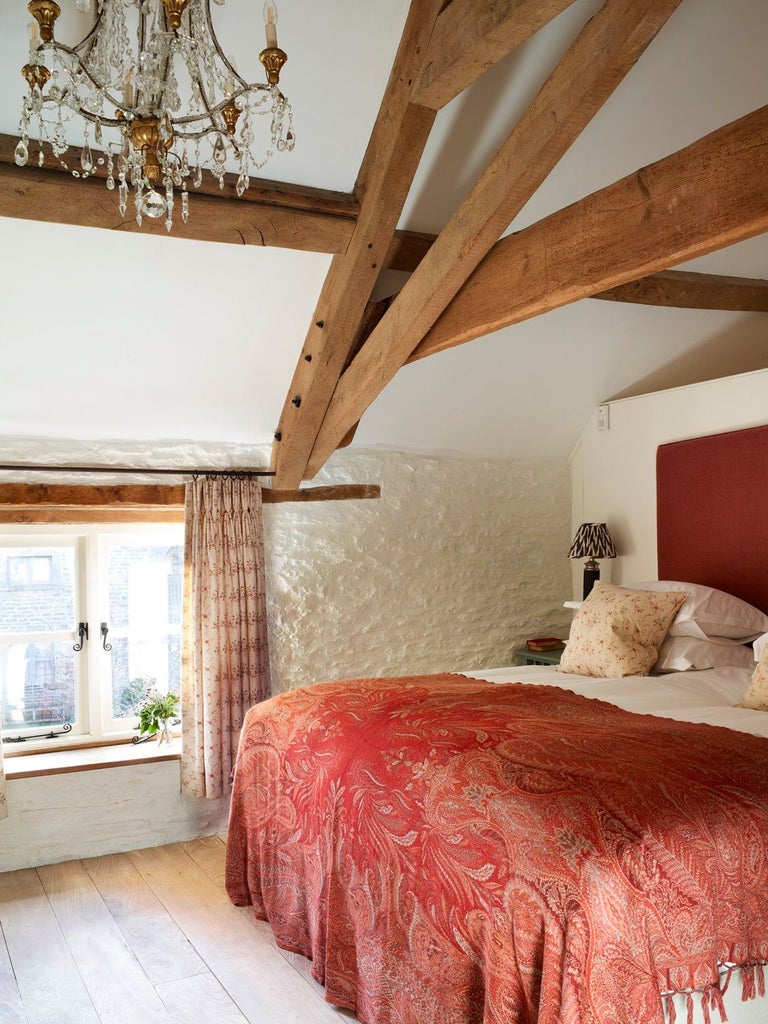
(17, 0, 294, 229)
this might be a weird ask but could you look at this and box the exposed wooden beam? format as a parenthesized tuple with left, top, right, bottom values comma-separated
(594, 270, 768, 312)
(269, 0, 445, 489)
(0, 483, 379, 505)
(0, 133, 358, 220)
(412, 0, 579, 110)
(264, 484, 380, 504)
(0, 133, 431, 264)
(0, 485, 184, 508)
(0, 483, 184, 524)
(305, 0, 683, 480)
(334, 298, 394, 451)
(412, 105, 768, 359)
(384, 230, 434, 272)
(343, 298, 394, 373)
(0, 509, 181, 525)
(0, 162, 355, 253)
(355, 269, 768, 312)
(0, 482, 380, 524)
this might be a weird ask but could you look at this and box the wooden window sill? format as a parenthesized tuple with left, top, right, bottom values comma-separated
(5, 737, 181, 780)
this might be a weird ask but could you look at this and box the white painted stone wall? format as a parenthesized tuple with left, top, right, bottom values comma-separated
(0, 441, 572, 869)
(266, 447, 573, 690)
(1, 761, 229, 873)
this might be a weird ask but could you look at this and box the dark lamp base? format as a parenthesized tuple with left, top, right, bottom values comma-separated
(582, 567, 600, 600)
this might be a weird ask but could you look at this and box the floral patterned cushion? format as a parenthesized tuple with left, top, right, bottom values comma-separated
(559, 581, 687, 678)
(742, 643, 768, 711)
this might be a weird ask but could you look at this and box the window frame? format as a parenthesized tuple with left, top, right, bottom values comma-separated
(0, 532, 86, 742)
(0, 522, 184, 754)
(95, 528, 184, 736)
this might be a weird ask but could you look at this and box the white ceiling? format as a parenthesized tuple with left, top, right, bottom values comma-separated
(0, 0, 766, 462)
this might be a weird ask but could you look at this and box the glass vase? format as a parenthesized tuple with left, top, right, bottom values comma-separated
(157, 719, 173, 745)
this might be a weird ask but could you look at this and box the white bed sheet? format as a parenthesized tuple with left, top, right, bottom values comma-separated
(464, 663, 768, 738)
(461, 662, 768, 1024)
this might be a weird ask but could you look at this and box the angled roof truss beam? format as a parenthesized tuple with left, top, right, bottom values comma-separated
(593, 270, 768, 312)
(411, 104, 768, 358)
(412, 0, 580, 110)
(269, 0, 589, 488)
(304, 0, 684, 479)
(268, 0, 446, 489)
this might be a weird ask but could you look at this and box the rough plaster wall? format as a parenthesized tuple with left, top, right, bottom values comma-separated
(1, 761, 229, 872)
(0, 438, 572, 869)
(266, 448, 573, 691)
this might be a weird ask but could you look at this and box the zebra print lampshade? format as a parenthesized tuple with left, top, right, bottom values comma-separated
(568, 523, 617, 599)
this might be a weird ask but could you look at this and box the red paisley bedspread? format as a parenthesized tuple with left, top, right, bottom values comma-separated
(225, 674, 768, 1024)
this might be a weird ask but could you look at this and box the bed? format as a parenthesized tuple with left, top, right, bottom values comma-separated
(226, 424, 768, 1024)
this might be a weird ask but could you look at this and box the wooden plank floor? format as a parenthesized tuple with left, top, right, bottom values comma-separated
(0, 837, 358, 1024)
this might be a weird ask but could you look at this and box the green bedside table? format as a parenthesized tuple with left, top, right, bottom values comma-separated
(514, 646, 565, 667)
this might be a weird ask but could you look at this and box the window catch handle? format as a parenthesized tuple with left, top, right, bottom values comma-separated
(100, 621, 112, 652)
(73, 621, 88, 652)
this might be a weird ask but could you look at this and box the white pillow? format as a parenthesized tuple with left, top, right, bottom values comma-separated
(754, 633, 768, 663)
(627, 581, 768, 641)
(653, 636, 756, 673)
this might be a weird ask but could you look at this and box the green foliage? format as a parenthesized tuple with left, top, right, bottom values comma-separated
(114, 675, 155, 718)
(137, 687, 180, 736)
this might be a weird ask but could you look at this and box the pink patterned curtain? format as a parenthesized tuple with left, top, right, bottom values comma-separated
(181, 475, 271, 799)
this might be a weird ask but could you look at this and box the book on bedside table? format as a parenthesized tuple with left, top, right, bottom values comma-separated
(526, 637, 566, 652)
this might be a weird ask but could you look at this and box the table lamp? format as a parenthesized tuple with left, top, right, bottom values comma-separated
(568, 523, 617, 599)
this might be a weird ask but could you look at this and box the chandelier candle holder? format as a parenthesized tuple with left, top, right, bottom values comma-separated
(17, 0, 294, 231)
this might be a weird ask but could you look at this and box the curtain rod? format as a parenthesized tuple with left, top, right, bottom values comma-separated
(0, 464, 275, 477)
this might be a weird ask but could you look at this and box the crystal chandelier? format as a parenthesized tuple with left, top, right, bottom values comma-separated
(17, 0, 294, 230)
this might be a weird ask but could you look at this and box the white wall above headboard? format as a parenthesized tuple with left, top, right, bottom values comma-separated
(569, 367, 768, 592)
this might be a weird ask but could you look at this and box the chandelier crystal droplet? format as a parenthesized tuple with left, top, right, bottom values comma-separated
(18, 0, 294, 231)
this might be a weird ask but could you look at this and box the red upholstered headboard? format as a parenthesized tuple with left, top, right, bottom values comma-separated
(657, 424, 768, 615)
